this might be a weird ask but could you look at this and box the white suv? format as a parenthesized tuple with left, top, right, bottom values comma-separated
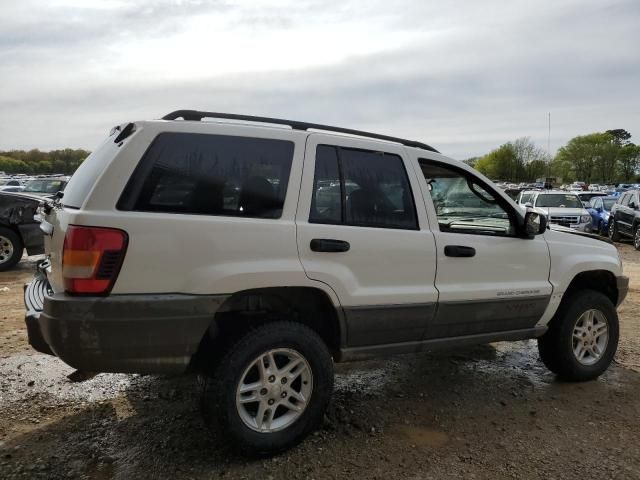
(516, 190, 593, 232)
(25, 110, 628, 455)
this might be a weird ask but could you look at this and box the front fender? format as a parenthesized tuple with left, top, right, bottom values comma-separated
(537, 228, 622, 325)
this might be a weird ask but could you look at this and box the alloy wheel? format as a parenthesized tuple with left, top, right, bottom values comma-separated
(571, 309, 609, 366)
(235, 348, 313, 433)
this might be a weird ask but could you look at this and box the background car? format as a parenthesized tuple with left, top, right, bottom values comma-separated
(576, 191, 608, 207)
(587, 196, 617, 236)
(21, 176, 70, 197)
(609, 189, 640, 249)
(518, 190, 592, 231)
(0, 191, 45, 270)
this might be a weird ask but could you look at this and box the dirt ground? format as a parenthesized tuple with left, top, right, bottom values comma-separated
(1, 245, 639, 480)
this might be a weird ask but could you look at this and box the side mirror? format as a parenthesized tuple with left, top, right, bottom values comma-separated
(629, 201, 637, 209)
(524, 210, 547, 238)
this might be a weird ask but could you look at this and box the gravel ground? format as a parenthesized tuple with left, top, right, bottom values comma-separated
(1, 245, 639, 480)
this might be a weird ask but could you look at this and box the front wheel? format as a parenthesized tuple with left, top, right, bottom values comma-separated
(599, 221, 607, 236)
(201, 321, 334, 455)
(0, 227, 23, 272)
(608, 219, 620, 242)
(538, 289, 618, 381)
(634, 226, 640, 250)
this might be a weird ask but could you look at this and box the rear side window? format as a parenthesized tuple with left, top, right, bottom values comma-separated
(119, 133, 294, 218)
(309, 145, 418, 230)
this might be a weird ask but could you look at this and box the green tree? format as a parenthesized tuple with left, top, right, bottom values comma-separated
(606, 129, 632, 146)
(553, 133, 618, 184)
(0, 156, 29, 173)
(475, 143, 518, 180)
(0, 148, 89, 175)
(474, 137, 547, 181)
(462, 157, 479, 168)
(617, 144, 640, 182)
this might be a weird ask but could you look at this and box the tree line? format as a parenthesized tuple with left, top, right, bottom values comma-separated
(0, 149, 90, 175)
(2, 129, 639, 184)
(468, 129, 640, 184)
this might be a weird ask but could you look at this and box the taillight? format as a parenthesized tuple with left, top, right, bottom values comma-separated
(62, 225, 128, 294)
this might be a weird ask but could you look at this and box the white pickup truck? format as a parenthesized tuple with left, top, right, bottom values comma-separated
(25, 111, 628, 455)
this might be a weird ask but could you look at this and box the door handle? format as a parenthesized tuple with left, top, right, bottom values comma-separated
(310, 239, 350, 253)
(444, 245, 476, 257)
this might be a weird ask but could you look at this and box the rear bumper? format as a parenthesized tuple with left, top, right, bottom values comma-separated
(24, 279, 228, 373)
(616, 275, 629, 307)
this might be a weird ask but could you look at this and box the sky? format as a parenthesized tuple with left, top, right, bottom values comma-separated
(0, 0, 638, 159)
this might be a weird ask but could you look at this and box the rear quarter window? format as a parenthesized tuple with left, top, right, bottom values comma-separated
(62, 138, 116, 208)
(118, 132, 295, 219)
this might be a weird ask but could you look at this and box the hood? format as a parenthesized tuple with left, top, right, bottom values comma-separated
(0, 190, 44, 204)
(548, 224, 612, 244)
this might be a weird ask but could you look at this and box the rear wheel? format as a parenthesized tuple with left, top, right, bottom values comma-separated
(538, 289, 618, 381)
(201, 321, 334, 455)
(0, 227, 23, 272)
(608, 219, 620, 242)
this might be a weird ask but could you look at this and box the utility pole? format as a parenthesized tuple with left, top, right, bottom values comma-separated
(547, 112, 551, 177)
(547, 112, 551, 157)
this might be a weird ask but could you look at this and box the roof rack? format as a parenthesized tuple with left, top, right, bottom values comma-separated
(162, 110, 439, 153)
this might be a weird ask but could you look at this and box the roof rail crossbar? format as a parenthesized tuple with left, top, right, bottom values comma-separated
(162, 110, 439, 153)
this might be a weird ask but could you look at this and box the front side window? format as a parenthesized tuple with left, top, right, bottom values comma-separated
(309, 145, 418, 230)
(603, 199, 616, 210)
(535, 194, 582, 208)
(620, 193, 630, 206)
(420, 161, 515, 236)
(519, 193, 534, 205)
(119, 133, 294, 218)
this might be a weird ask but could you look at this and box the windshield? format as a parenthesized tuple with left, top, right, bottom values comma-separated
(535, 193, 582, 208)
(603, 199, 616, 210)
(23, 179, 66, 194)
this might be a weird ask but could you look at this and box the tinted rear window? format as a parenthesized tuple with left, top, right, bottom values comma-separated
(309, 145, 418, 230)
(119, 132, 294, 219)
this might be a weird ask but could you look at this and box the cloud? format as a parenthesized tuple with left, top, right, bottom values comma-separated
(0, 0, 638, 159)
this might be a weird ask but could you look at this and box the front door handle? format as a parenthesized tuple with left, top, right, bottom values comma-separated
(444, 245, 476, 257)
(310, 239, 350, 253)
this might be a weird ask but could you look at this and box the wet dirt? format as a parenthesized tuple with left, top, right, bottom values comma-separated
(0, 246, 639, 479)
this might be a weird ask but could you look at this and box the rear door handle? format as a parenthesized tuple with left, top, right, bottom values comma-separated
(444, 245, 476, 257)
(310, 239, 350, 253)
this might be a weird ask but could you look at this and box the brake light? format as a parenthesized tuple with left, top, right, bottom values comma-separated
(62, 225, 128, 294)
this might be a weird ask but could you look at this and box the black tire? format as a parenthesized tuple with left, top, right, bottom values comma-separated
(634, 225, 640, 250)
(608, 218, 620, 242)
(201, 321, 334, 455)
(538, 289, 618, 382)
(0, 227, 23, 272)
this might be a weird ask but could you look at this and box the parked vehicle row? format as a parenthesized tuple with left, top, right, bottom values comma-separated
(0, 175, 70, 196)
